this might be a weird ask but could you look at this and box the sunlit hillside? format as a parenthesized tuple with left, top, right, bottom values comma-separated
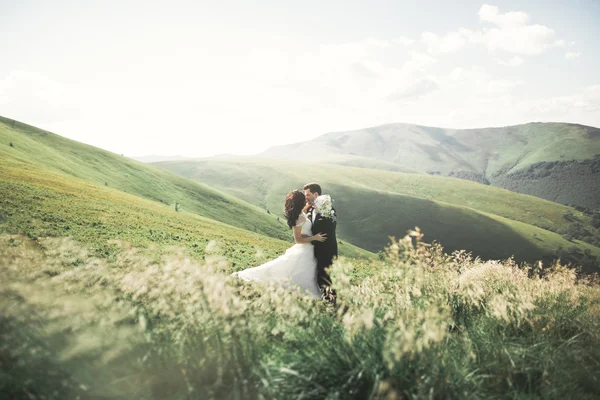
(0, 116, 371, 260)
(0, 115, 291, 241)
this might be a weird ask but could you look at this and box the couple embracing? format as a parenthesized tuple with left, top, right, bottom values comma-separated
(233, 183, 337, 301)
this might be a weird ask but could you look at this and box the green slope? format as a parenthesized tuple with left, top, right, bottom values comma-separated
(0, 116, 371, 260)
(323, 154, 421, 173)
(154, 156, 600, 270)
(459, 123, 600, 174)
(0, 159, 371, 267)
(0, 115, 293, 241)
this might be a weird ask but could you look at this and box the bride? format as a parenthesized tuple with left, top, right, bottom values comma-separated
(231, 189, 326, 298)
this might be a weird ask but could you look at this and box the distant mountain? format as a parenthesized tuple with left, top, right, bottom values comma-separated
(131, 155, 190, 163)
(261, 122, 600, 209)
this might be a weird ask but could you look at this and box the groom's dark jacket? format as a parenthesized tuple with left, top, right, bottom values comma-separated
(309, 206, 338, 287)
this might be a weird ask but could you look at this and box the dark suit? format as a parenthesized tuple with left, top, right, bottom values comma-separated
(309, 206, 338, 289)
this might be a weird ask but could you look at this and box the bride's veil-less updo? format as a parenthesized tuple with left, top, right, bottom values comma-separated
(284, 190, 306, 229)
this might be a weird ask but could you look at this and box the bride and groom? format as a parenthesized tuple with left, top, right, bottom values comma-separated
(233, 183, 338, 300)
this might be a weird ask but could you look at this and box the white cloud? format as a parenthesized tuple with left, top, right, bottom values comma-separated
(478, 4, 529, 27)
(420, 31, 466, 54)
(395, 36, 415, 46)
(497, 56, 524, 67)
(555, 39, 567, 47)
(421, 4, 569, 57)
(402, 51, 438, 70)
(518, 85, 600, 118)
(466, 4, 560, 55)
(478, 79, 524, 96)
(565, 51, 581, 59)
(441, 66, 523, 96)
(351, 61, 384, 78)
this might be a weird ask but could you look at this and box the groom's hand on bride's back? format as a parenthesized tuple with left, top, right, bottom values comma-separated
(314, 232, 327, 242)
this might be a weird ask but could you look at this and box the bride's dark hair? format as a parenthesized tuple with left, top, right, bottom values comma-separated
(284, 190, 306, 229)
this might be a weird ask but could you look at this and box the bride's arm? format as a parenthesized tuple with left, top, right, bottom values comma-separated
(293, 225, 326, 244)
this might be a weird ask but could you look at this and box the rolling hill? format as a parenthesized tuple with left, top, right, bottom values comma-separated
(154, 156, 600, 272)
(0, 115, 292, 240)
(261, 122, 600, 209)
(0, 115, 371, 260)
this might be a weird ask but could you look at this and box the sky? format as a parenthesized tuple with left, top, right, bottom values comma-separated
(1, 0, 599, 157)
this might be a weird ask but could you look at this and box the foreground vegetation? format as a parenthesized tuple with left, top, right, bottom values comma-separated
(2, 230, 599, 399)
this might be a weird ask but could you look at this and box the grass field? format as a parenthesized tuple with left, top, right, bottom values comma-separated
(2, 230, 599, 399)
(155, 156, 600, 271)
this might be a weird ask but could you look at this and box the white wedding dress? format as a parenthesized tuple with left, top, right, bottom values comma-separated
(232, 212, 322, 299)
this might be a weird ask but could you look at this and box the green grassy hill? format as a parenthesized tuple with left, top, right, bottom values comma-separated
(154, 156, 600, 271)
(323, 154, 420, 173)
(261, 122, 600, 208)
(0, 115, 293, 240)
(491, 156, 600, 210)
(0, 116, 371, 260)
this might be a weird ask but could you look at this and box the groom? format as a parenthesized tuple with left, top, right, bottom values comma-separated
(304, 183, 338, 300)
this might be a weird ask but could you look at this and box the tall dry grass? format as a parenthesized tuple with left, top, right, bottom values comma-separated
(1, 230, 599, 399)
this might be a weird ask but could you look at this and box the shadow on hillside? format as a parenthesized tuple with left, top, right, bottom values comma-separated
(329, 183, 551, 266)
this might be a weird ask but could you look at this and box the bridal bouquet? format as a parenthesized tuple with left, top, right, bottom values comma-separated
(315, 194, 336, 220)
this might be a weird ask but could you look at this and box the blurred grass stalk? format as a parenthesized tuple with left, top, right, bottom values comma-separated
(1, 230, 599, 399)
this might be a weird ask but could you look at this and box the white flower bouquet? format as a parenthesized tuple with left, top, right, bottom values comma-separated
(315, 194, 336, 220)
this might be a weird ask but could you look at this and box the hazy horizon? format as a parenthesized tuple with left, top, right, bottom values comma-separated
(2, 0, 599, 158)
(129, 118, 599, 160)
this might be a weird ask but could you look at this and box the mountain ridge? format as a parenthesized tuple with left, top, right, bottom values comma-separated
(261, 121, 600, 208)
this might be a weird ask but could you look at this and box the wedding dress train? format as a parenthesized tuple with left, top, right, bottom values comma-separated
(232, 212, 322, 299)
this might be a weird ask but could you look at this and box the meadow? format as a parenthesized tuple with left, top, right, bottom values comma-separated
(2, 230, 599, 399)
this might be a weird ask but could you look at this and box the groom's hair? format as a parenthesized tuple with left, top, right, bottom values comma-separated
(303, 183, 322, 195)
